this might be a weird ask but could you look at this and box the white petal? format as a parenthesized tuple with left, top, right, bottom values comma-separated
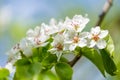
(99, 30, 108, 39)
(53, 34, 64, 44)
(77, 24, 86, 32)
(34, 26, 41, 33)
(89, 40, 96, 48)
(19, 38, 28, 50)
(39, 34, 49, 42)
(79, 32, 89, 38)
(87, 33, 93, 39)
(49, 18, 57, 25)
(78, 39, 87, 47)
(64, 40, 73, 44)
(63, 44, 70, 50)
(69, 44, 77, 51)
(5, 63, 15, 73)
(26, 29, 34, 37)
(34, 26, 41, 36)
(97, 39, 106, 49)
(91, 26, 100, 35)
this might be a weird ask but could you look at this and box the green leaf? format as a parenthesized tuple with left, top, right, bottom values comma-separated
(81, 47, 105, 76)
(0, 68, 9, 79)
(100, 49, 117, 76)
(105, 35, 115, 57)
(33, 46, 50, 62)
(55, 62, 73, 80)
(38, 71, 59, 80)
(15, 58, 31, 66)
(59, 57, 69, 63)
(15, 58, 42, 79)
(20, 50, 27, 58)
(41, 54, 57, 69)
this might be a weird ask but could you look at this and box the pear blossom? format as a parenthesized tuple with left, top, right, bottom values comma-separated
(41, 23, 58, 35)
(64, 15, 89, 32)
(19, 38, 33, 57)
(6, 43, 21, 62)
(88, 26, 108, 49)
(41, 19, 65, 36)
(5, 62, 15, 73)
(64, 30, 88, 51)
(49, 33, 65, 61)
(26, 26, 49, 47)
(41, 18, 59, 36)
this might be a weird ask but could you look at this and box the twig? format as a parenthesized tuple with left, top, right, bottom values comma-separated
(96, 0, 113, 26)
(68, 54, 82, 67)
(68, 0, 113, 67)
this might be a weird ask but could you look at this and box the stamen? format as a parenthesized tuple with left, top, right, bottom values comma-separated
(73, 36, 79, 43)
(55, 43, 63, 51)
(92, 35, 99, 41)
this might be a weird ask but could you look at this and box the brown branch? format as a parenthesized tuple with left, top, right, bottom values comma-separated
(68, 54, 82, 67)
(68, 0, 113, 67)
(96, 0, 113, 26)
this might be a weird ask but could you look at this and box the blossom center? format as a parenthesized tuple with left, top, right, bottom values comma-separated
(92, 35, 99, 41)
(34, 37, 41, 45)
(73, 36, 79, 43)
(55, 43, 63, 51)
(71, 21, 79, 30)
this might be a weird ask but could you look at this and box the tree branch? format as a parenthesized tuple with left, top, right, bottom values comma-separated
(68, 0, 113, 67)
(68, 54, 82, 67)
(96, 0, 113, 26)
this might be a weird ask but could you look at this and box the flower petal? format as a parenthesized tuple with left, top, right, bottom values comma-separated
(78, 39, 87, 47)
(26, 29, 34, 37)
(89, 40, 96, 48)
(5, 62, 15, 73)
(79, 32, 89, 38)
(69, 44, 77, 51)
(91, 26, 100, 35)
(97, 39, 106, 49)
(99, 30, 108, 39)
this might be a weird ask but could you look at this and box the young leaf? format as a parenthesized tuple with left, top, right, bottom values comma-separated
(59, 56, 69, 63)
(38, 71, 59, 80)
(100, 49, 117, 76)
(55, 62, 73, 80)
(81, 47, 105, 76)
(105, 35, 115, 57)
(41, 54, 57, 69)
(15, 58, 42, 79)
(0, 68, 9, 79)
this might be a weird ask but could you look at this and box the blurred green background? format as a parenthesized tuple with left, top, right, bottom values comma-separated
(0, 0, 120, 80)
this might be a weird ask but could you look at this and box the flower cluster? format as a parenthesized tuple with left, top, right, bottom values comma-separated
(6, 15, 108, 73)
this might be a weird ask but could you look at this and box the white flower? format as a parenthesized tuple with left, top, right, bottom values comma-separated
(41, 19, 65, 36)
(6, 43, 22, 63)
(49, 34, 65, 61)
(64, 30, 88, 51)
(5, 62, 15, 73)
(26, 26, 49, 47)
(41, 23, 58, 35)
(19, 38, 33, 57)
(64, 15, 89, 32)
(6, 49, 21, 65)
(88, 26, 108, 49)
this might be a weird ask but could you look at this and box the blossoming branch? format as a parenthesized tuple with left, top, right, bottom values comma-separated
(1, 14, 117, 80)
